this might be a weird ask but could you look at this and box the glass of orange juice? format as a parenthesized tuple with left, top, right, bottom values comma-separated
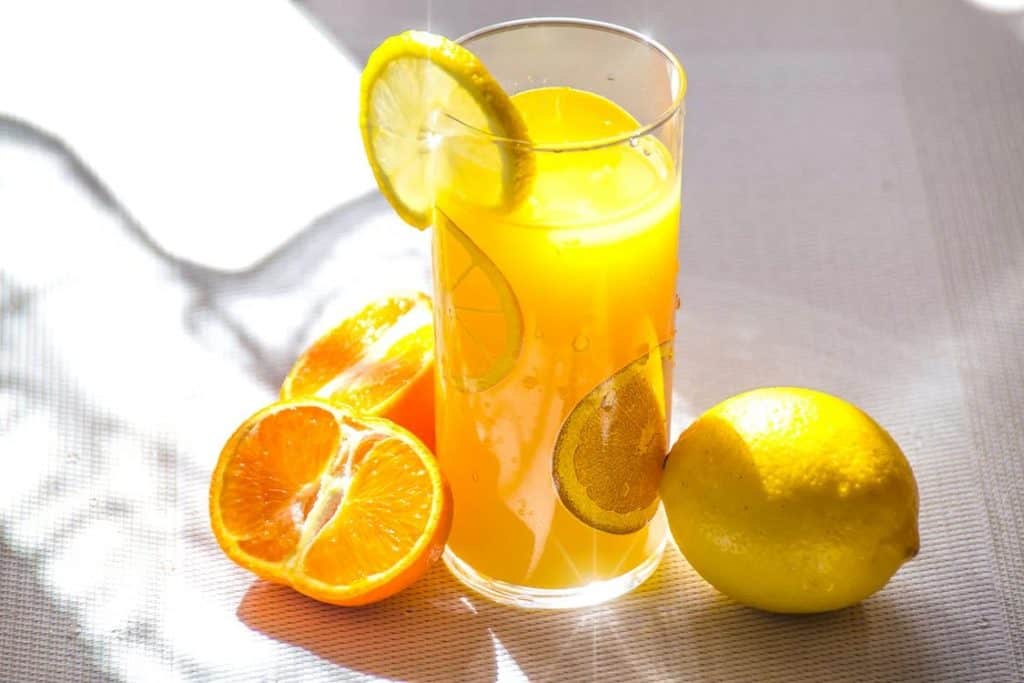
(432, 18, 686, 608)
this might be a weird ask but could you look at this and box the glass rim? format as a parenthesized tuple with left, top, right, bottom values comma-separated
(453, 17, 687, 153)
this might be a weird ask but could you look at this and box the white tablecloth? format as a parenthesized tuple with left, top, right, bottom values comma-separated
(2, 0, 1022, 680)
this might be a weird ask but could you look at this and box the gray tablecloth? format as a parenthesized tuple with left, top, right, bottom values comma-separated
(2, 0, 1022, 680)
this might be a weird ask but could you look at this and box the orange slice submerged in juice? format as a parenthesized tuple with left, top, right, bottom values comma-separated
(553, 342, 672, 534)
(209, 399, 452, 606)
(434, 211, 523, 393)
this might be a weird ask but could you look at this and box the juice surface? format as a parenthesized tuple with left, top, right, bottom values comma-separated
(433, 86, 680, 589)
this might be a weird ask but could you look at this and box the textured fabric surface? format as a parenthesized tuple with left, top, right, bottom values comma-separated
(2, 0, 1023, 680)
(0, 2, 374, 272)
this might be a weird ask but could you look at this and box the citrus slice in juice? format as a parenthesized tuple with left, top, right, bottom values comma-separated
(280, 293, 435, 449)
(359, 30, 534, 228)
(209, 399, 452, 606)
(435, 210, 523, 392)
(552, 342, 673, 534)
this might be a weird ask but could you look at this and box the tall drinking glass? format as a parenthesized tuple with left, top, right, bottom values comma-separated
(432, 18, 686, 608)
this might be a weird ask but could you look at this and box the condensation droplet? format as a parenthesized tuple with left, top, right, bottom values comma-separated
(628, 137, 639, 148)
(471, 471, 480, 483)
(674, 293, 681, 310)
(572, 334, 590, 352)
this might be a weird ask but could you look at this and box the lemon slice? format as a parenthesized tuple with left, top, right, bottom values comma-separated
(359, 31, 534, 228)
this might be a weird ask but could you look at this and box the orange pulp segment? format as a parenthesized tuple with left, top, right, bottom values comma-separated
(209, 399, 452, 606)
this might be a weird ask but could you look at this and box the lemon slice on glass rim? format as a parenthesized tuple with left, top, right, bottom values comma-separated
(359, 31, 535, 228)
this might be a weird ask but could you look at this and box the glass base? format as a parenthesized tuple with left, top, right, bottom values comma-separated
(443, 539, 666, 610)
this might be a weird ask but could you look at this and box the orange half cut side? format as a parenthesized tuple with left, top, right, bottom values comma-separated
(280, 292, 436, 450)
(209, 399, 452, 605)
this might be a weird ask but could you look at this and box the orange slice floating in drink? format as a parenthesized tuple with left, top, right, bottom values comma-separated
(552, 342, 673, 534)
(434, 210, 523, 392)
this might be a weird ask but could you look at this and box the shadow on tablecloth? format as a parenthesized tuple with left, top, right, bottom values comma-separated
(236, 548, 950, 682)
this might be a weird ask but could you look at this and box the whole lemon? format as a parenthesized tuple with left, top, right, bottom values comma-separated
(661, 387, 919, 613)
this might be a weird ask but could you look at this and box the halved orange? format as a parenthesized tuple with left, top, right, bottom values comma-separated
(209, 399, 452, 606)
(280, 293, 435, 450)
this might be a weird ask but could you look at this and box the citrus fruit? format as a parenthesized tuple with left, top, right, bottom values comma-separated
(661, 387, 919, 613)
(209, 399, 452, 606)
(359, 30, 534, 228)
(434, 210, 523, 392)
(553, 342, 673, 534)
(280, 293, 435, 450)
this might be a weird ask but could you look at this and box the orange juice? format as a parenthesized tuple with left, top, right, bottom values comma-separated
(433, 86, 680, 593)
